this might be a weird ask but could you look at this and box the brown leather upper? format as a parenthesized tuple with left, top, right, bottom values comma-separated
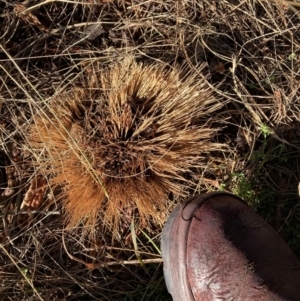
(186, 195, 300, 300)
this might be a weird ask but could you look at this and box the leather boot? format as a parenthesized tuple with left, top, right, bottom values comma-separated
(161, 192, 300, 300)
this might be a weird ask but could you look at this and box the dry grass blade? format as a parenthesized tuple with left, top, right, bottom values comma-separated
(0, 244, 44, 301)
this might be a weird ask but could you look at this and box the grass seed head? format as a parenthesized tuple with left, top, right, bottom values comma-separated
(29, 58, 222, 234)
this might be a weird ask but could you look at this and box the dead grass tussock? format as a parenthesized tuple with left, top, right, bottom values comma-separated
(29, 57, 222, 233)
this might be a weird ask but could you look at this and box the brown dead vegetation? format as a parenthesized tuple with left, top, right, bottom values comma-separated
(29, 57, 222, 233)
(0, 0, 300, 300)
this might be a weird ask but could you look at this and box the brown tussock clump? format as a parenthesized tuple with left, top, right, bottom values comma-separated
(29, 58, 222, 233)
